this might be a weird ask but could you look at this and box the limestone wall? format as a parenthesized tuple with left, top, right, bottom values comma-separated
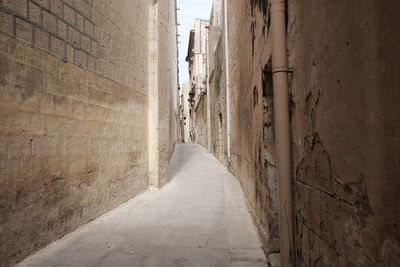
(208, 16, 227, 165)
(207, 0, 279, 256)
(148, 0, 179, 189)
(288, 0, 400, 265)
(227, 0, 279, 254)
(0, 0, 178, 265)
(195, 97, 207, 148)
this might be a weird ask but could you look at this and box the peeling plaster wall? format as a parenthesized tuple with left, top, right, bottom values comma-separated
(288, 0, 400, 265)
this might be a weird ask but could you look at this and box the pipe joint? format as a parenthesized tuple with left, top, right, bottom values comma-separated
(272, 66, 293, 74)
(270, 0, 286, 13)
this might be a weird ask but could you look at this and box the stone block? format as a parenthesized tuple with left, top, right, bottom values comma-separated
(67, 44, 75, 62)
(84, 19, 94, 36)
(50, 35, 65, 58)
(73, 0, 91, 18)
(42, 10, 56, 34)
(76, 13, 84, 31)
(88, 56, 95, 71)
(91, 40, 98, 56)
(67, 25, 79, 48)
(63, 4, 75, 25)
(16, 18, 33, 43)
(0, 11, 13, 36)
(29, 2, 41, 24)
(57, 19, 66, 39)
(63, 0, 73, 6)
(34, 27, 50, 51)
(49, 0, 62, 16)
(76, 49, 87, 67)
(2, 0, 28, 17)
(80, 33, 90, 52)
(33, 0, 49, 9)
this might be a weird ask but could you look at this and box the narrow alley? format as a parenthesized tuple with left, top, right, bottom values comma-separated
(1, 0, 400, 266)
(17, 145, 268, 267)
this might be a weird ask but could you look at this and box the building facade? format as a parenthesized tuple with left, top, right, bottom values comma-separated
(0, 0, 179, 265)
(180, 82, 191, 143)
(189, 0, 400, 266)
(185, 18, 210, 147)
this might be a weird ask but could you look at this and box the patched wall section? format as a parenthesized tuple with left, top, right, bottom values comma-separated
(0, 0, 151, 265)
(288, 0, 400, 265)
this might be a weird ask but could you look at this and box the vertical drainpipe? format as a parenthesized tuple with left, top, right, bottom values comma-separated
(205, 25, 212, 153)
(223, 0, 232, 164)
(270, 0, 294, 266)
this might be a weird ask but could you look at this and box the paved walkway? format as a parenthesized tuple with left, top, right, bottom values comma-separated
(18, 144, 267, 267)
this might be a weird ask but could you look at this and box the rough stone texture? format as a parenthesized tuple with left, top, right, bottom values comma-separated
(208, 4, 228, 165)
(207, 0, 279, 257)
(288, 0, 400, 265)
(0, 0, 149, 91)
(0, 0, 179, 266)
(0, 33, 148, 266)
(195, 97, 207, 148)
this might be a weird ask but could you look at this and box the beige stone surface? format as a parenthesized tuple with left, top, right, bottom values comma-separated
(0, 33, 149, 266)
(288, 0, 400, 265)
(0, 0, 179, 265)
(148, 0, 179, 189)
(206, 0, 279, 255)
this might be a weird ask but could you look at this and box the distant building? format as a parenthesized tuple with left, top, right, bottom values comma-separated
(180, 82, 191, 143)
(186, 19, 210, 147)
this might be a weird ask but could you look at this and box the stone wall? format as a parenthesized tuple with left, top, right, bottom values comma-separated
(209, 37, 227, 164)
(227, 0, 279, 254)
(148, 0, 178, 189)
(0, 0, 178, 265)
(208, 0, 279, 256)
(288, 0, 400, 265)
(209, 22, 227, 164)
(195, 96, 207, 148)
(0, 0, 148, 90)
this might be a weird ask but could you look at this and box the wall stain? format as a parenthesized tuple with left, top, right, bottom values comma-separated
(295, 90, 374, 265)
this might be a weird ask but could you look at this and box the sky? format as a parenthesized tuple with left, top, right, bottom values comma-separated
(177, 0, 213, 85)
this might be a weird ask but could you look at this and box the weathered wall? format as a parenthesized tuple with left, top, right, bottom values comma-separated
(0, 0, 177, 265)
(221, 0, 279, 255)
(181, 82, 191, 143)
(186, 18, 209, 150)
(194, 97, 207, 148)
(288, 0, 400, 265)
(209, 17, 227, 165)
